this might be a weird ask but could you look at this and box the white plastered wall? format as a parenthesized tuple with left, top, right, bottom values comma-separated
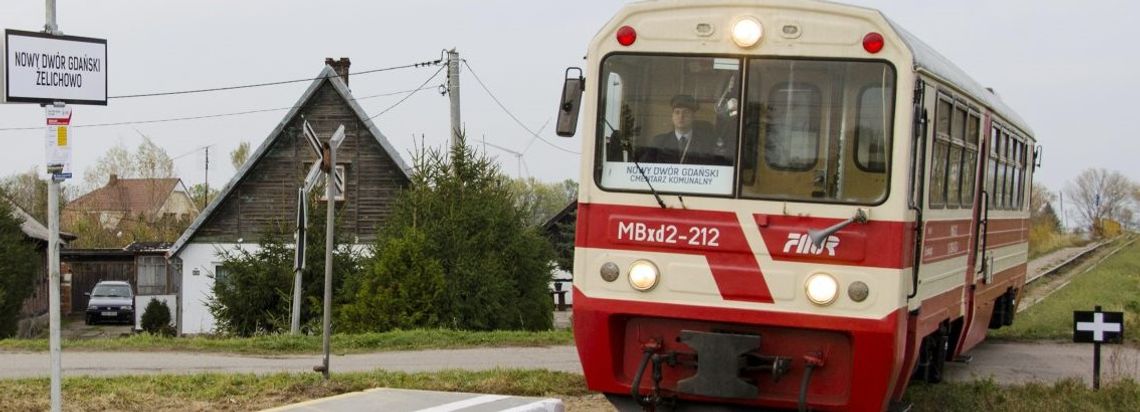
(176, 242, 260, 335)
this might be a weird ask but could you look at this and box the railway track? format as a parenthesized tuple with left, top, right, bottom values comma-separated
(1019, 235, 1136, 312)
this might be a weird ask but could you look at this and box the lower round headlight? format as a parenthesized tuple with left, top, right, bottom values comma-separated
(628, 260, 660, 291)
(805, 273, 839, 305)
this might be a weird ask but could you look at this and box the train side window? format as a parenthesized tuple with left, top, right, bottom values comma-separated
(1000, 132, 1012, 209)
(1013, 138, 1020, 210)
(936, 98, 951, 137)
(765, 82, 821, 171)
(929, 98, 952, 209)
(1021, 142, 1030, 208)
(947, 144, 962, 208)
(855, 86, 888, 173)
(961, 112, 980, 207)
(987, 126, 998, 209)
(946, 105, 967, 208)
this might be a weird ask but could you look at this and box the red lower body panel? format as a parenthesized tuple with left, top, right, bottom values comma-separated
(573, 288, 909, 411)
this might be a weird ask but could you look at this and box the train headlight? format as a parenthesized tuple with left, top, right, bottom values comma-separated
(805, 273, 839, 305)
(628, 260, 660, 291)
(731, 18, 763, 48)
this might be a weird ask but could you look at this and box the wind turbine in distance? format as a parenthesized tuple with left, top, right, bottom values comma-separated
(482, 139, 529, 179)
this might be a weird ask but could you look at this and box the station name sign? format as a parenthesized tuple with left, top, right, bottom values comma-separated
(3, 29, 107, 105)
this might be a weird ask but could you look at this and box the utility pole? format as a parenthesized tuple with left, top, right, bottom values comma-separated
(447, 48, 462, 148)
(204, 146, 209, 209)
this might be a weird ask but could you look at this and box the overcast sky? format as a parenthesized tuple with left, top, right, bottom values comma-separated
(2, 1, 1136, 204)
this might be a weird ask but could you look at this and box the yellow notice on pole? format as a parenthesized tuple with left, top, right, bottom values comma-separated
(45, 106, 73, 176)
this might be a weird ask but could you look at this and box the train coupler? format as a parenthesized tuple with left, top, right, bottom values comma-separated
(675, 330, 764, 399)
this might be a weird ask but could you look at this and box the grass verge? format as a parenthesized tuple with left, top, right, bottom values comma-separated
(1, 371, 1136, 411)
(906, 378, 1140, 411)
(0, 329, 574, 354)
(0, 369, 588, 411)
(992, 236, 1140, 343)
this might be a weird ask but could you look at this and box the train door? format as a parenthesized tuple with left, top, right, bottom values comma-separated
(954, 107, 988, 356)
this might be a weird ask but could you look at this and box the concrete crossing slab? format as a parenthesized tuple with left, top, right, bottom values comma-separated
(262, 388, 564, 412)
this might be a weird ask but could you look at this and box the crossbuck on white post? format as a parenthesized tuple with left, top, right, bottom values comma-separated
(291, 118, 344, 337)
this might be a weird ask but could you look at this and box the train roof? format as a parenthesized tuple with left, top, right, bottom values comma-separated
(621, 1, 1034, 138)
(883, 18, 1034, 138)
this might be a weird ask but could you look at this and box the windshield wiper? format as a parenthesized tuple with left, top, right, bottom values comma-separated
(621, 139, 667, 209)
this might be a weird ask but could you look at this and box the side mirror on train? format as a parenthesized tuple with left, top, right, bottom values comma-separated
(556, 67, 584, 137)
(1033, 145, 1043, 169)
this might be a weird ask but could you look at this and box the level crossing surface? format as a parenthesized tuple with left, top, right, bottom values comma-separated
(261, 388, 563, 412)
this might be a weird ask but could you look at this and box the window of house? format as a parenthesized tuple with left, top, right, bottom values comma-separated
(137, 256, 167, 295)
(214, 265, 230, 286)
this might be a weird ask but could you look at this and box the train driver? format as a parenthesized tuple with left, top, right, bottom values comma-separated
(639, 95, 731, 165)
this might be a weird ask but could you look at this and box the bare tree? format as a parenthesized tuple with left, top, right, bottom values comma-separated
(0, 168, 73, 223)
(83, 136, 175, 190)
(230, 141, 251, 170)
(1029, 183, 1055, 221)
(1064, 168, 1135, 236)
(1029, 182, 1061, 232)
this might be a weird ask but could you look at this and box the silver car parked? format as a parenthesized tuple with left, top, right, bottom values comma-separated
(85, 281, 134, 325)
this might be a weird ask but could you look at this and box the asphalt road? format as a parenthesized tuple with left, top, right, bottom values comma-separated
(2, 341, 1138, 385)
(0, 346, 581, 380)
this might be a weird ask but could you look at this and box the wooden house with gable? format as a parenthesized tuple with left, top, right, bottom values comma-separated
(168, 58, 411, 334)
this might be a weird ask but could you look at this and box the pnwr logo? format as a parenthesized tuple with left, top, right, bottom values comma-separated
(782, 233, 840, 256)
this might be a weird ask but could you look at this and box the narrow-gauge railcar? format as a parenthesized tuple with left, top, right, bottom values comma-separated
(555, 0, 1036, 410)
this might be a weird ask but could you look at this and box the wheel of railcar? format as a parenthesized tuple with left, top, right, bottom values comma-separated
(1002, 290, 1017, 326)
(989, 293, 1008, 329)
(915, 328, 948, 383)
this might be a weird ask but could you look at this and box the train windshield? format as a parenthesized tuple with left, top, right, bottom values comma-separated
(595, 55, 895, 204)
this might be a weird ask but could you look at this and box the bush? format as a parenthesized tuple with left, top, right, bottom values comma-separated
(0, 197, 38, 338)
(206, 202, 364, 337)
(338, 228, 445, 332)
(339, 141, 555, 332)
(140, 298, 175, 336)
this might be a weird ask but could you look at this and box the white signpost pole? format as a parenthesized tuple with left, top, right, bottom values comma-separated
(45, 3, 63, 411)
(45, 104, 68, 412)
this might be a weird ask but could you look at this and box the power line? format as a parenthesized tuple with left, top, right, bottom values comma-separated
(461, 60, 579, 155)
(367, 64, 446, 120)
(0, 86, 437, 132)
(108, 59, 442, 99)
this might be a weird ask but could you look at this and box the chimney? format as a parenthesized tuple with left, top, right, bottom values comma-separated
(325, 57, 351, 87)
(108, 174, 119, 185)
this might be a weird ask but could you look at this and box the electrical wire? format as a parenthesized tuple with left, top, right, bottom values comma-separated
(108, 60, 441, 99)
(367, 64, 445, 120)
(0, 86, 437, 132)
(461, 60, 580, 155)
